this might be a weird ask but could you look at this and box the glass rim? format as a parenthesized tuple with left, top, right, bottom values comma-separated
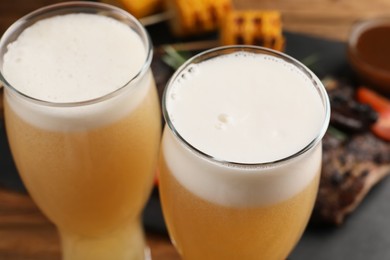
(162, 45, 331, 168)
(0, 1, 153, 108)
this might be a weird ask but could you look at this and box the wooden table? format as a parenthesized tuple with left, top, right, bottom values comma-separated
(1, 0, 390, 259)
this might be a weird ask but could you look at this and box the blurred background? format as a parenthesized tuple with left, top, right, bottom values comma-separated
(2, 0, 390, 41)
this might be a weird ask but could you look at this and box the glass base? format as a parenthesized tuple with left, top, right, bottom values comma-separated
(60, 220, 148, 260)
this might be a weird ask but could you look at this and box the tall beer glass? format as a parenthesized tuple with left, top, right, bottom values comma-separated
(159, 46, 330, 260)
(0, 2, 160, 259)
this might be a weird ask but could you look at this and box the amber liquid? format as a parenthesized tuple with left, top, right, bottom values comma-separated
(5, 82, 161, 260)
(357, 25, 390, 72)
(159, 155, 320, 260)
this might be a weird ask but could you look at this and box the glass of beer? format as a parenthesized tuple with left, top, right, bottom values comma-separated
(159, 46, 330, 260)
(0, 2, 160, 259)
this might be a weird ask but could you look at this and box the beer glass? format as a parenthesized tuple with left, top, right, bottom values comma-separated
(0, 2, 160, 259)
(159, 46, 330, 260)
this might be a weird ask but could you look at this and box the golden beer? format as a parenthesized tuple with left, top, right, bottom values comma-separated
(159, 47, 330, 260)
(160, 153, 320, 260)
(0, 2, 160, 259)
(4, 79, 160, 259)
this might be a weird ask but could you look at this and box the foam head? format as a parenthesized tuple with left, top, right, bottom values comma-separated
(162, 47, 330, 207)
(1, 7, 152, 131)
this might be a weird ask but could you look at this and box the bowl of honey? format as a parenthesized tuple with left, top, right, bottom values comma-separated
(348, 17, 390, 93)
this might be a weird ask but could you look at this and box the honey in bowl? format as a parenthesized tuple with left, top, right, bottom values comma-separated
(348, 18, 390, 93)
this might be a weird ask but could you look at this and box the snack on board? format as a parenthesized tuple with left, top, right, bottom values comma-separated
(164, 0, 233, 37)
(315, 131, 390, 225)
(312, 81, 390, 225)
(220, 10, 285, 51)
(356, 87, 390, 141)
(100, 0, 163, 18)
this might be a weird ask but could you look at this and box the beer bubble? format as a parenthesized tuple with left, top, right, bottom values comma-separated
(215, 113, 234, 130)
(171, 92, 178, 100)
(187, 64, 198, 75)
(169, 113, 175, 123)
(218, 113, 234, 124)
(215, 122, 226, 130)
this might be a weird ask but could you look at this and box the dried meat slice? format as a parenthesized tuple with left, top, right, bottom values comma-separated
(312, 80, 390, 225)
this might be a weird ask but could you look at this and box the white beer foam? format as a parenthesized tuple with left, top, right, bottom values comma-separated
(3, 13, 149, 130)
(163, 128, 321, 207)
(166, 53, 325, 163)
(5, 72, 153, 131)
(163, 52, 325, 207)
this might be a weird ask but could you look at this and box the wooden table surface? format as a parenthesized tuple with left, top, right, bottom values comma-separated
(1, 0, 390, 259)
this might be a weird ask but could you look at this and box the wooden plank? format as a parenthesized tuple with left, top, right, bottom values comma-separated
(0, 189, 179, 259)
